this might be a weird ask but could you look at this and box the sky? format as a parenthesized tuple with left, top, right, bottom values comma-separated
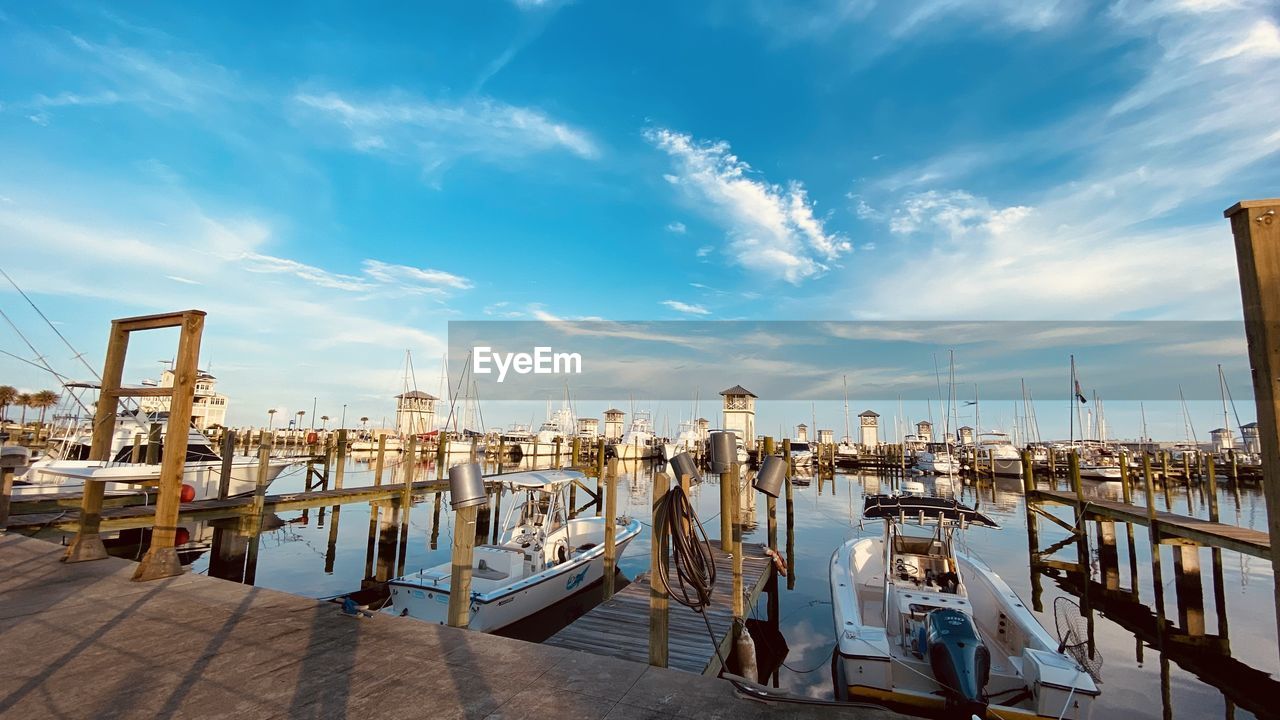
(0, 0, 1278, 439)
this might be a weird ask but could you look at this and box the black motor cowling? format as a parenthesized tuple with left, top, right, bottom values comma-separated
(925, 608, 991, 718)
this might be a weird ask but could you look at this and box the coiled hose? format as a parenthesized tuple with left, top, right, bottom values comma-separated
(652, 483, 717, 611)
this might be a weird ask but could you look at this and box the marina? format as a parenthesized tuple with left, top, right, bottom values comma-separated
(2, 2, 1279, 709)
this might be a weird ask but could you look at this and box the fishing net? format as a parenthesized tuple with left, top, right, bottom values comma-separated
(1054, 597, 1103, 683)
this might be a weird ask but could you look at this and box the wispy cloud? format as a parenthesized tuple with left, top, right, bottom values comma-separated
(240, 253, 473, 296)
(294, 90, 599, 174)
(645, 127, 851, 284)
(661, 300, 710, 316)
(665, 221, 687, 234)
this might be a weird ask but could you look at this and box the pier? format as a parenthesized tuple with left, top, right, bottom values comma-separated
(546, 541, 774, 675)
(0, 533, 897, 720)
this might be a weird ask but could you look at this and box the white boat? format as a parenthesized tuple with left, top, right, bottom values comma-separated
(16, 416, 290, 499)
(916, 447, 959, 475)
(615, 411, 657, 459)
(831, 494, 1100, 719)
(389, 469, 642, 632)
(1078, 464, 1122, 480)
(661, 420, 702, 460)
(977, 432, 1023, 477)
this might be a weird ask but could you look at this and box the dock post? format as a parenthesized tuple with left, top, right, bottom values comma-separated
(1069, 450, 1083, 503)
(334, 429, 347, 490)
(784, 440, 796, 591)
(497, 435, 506, 475)
(732, 461, 744, 623)
(437, 436, 448, 477)
(1048, 446, 1057, 480)
(720, 442, 734, 553)
(241, 443, 273, 585)
(571, 436, 581, 467)
(555, 438, 562, 466)
(1119, 452, 1132, 505)
(0, 465, 14, 530)
(131, 433, 143, 464)
(470, 436, 478, 464)
(1021, 450, 1034, 493)
(764, 437, 778, 549)
(649, 471, 670, 668)
(1206, 455, 1220, 522)
(603, 458, 619, 600)
(146, 422, 162, 464)
(447, 502, 480, 628)
(218, 430, 236, 500)
(401, 434, 417, 509)
(132, 312, 204, 581)
(429, 490, 441, 550)
(374, 435, 387, 485)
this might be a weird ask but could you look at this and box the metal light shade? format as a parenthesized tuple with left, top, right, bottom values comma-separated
(709, 431, 737, 473)
(753, 455, 786, 498)
(449, 462, 488, 510)
(669, 451, 699, 483)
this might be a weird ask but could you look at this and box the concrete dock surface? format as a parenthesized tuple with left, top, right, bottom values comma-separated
(0, 534, 898, 720)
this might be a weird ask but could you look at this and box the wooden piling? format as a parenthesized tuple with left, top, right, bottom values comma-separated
(783, 440, 795, 591)
(373, 435, 387, 485)
(603, 458, 618, 600)
(334, 429, 347, 490)
(241, 443, 273, 586)
(1022, 450, 1034, 493)
(447, 502, 479, 628)
(401, 434, 417, 510)
(1119, 452, 1132, 505)
(131, 433, 143, 464)
(649, 471, 670, 668)
(720, 446, 734, 553)
(1069, 450, 1083, 503)
(217, 430, 236, 500)
(145, 422, 161, 465)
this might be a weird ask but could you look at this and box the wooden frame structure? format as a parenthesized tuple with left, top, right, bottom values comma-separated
(63, 310, 206, 582)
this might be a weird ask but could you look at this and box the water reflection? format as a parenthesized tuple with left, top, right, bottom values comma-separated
(175, 452, 1276, 719)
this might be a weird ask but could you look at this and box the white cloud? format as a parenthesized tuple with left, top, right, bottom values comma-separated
(696, 245, 713, 258)
(665, 221, 687, 234)
(361, 260, 473, 291)
(661, 300, 711, 316)
(294, 90, 599, 173)
(645, 128, 851, 284)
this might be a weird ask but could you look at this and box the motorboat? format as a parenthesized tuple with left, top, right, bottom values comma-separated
(16, 414, 291, 499)
(789, 441, 814, 466)
(389, 469, 642, 631)
(916, 445, 959, 475)
(977, 433, 1023, 477)
(615, 411, 657, 459)
(831, 495, 1099, 718)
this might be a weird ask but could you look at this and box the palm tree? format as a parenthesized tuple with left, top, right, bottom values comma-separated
(360, 416, 369, 430)
(0, 385, 16, 422)
(267, 408, 277, 431)
(16, 393, 32, 426)
(32, 389, 59, 428)
(320, 415, 330, 430)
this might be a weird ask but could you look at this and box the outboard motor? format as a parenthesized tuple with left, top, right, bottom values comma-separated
(924, 608, 990, 718)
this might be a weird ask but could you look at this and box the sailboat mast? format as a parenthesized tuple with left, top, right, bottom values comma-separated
(843, 374, 851, 444)
(1218, 364, 1232, 447)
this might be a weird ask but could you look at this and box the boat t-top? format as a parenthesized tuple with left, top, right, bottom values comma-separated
(390, 469, 642, 632)
(831, 494, 1099, 719)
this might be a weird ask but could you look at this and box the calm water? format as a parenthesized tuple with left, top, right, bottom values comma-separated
(172, 453, 1276, 720)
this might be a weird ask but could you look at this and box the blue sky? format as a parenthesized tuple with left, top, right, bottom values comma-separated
(1, 0, 1277, 435)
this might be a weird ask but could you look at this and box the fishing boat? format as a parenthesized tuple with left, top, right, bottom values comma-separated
(977, 432, 1023, 477)
(916, 444, 959, 475)
(615, 410, 657, 459)
(389, 469, 642, 632)
(790, 440, 814, 466)
(831, 494, 1100, 719)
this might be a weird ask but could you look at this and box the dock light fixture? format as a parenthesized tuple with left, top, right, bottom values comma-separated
(449, 462, 488, 510)
(709, 431, 737, 473)
(669, 451, 698, 483)
(753, 455, 786, 498)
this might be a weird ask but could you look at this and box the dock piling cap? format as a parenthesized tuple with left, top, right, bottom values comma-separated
(449, 463, 488, 510)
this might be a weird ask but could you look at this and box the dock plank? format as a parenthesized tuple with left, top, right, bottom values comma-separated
(545, 542, 774, 675)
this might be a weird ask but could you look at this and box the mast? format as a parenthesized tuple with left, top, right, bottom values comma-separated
(1218, 364, 1232, 448)
(1141, 402, 1150, 452)
(843, 375, 852, 444)
(1069, 355, 1076, 446)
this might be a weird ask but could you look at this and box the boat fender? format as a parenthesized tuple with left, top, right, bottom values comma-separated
(180, 483, 196, 503)
(556, 541, 569, 564)
(307, 432, 319, 444)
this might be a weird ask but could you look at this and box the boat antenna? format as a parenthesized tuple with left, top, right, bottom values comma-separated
(1178, 385, 1198, 446)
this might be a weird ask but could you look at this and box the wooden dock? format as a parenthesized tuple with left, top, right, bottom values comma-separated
(3, 478, 450, 533)
(546, 541, 773, 675)
(0, 534, 899, 720)
(1030, 488, 1270, 560)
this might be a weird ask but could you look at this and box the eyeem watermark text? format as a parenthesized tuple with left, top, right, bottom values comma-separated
(472, 346, 582, 383)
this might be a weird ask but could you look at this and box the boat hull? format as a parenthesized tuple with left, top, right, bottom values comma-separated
(391, 520, 641, 632)
(615, 442, 655, 459)
(17, 458, 291, 499)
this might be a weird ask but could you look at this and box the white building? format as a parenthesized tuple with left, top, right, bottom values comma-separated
(396, 390, 437, 437)
(916, 420, 933, 443)
(818, 429, 834, 444)
(720, 385, 757, 451)
(859, 410, 880, 447)
(796, 424, 809, 442)
(1209, 427, 1234, 452)
(577, 417, 599, 439)
(603, 409, 626, 442)
(1242, 422, 1261, 454)
(138, 369, 228, 431)
(958, 425, 975, 446)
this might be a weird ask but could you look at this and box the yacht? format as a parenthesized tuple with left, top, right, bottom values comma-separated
(389, 469, 642, 631)
(977, 433, 1023, 477)
(615, 411, 657, 459)
(916, 444, 959, 475)
(789, 441, 814, 466)
(831, 495, 1099, 718)
(17, 414, 291, 499)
